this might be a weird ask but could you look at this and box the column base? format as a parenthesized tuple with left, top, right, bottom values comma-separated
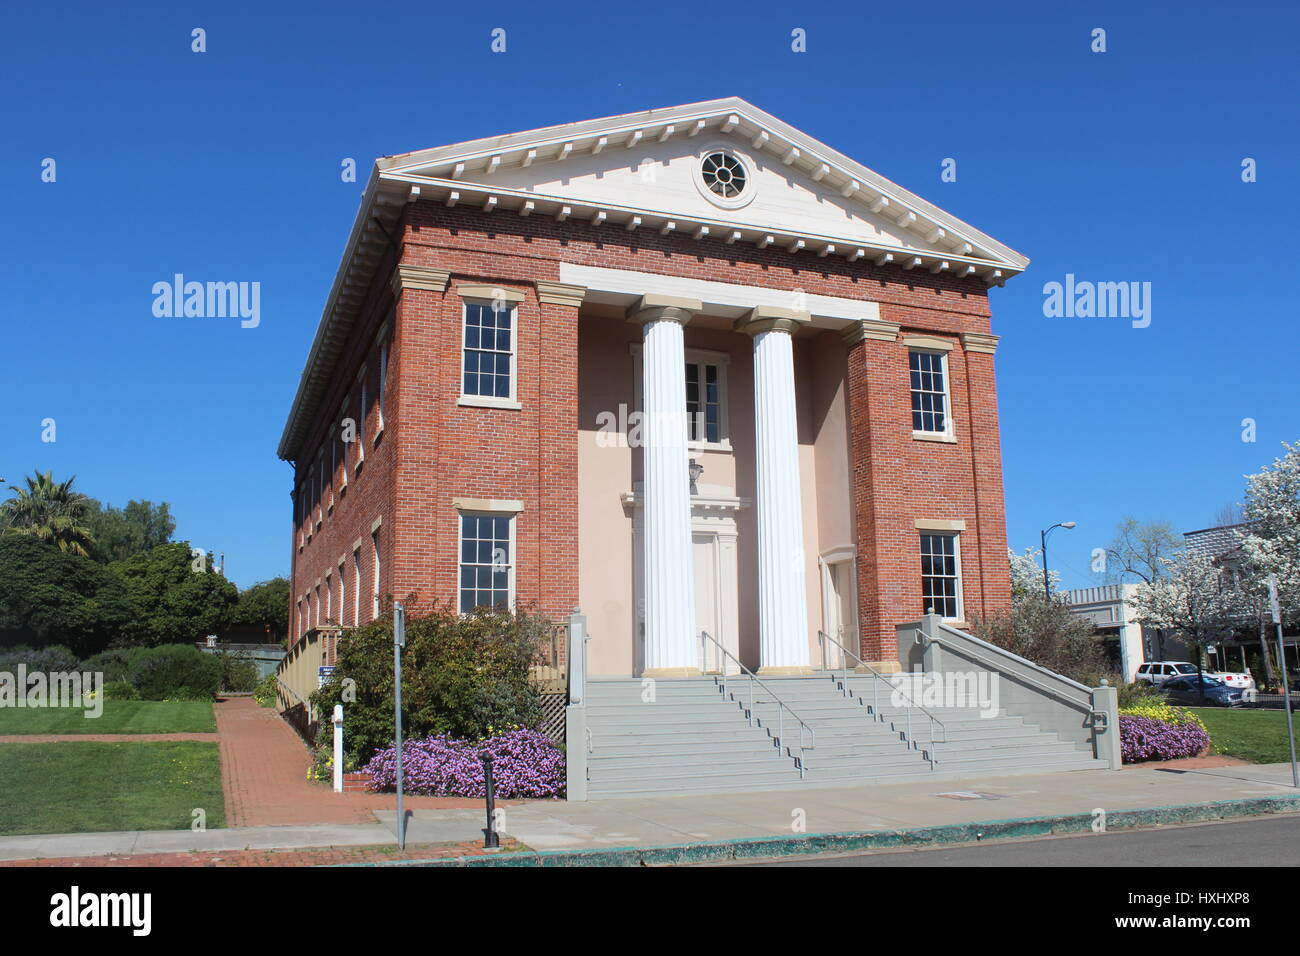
(856, 660, 903, 675)
(642, 667, 703, 678)
(757, 665, 814, 677)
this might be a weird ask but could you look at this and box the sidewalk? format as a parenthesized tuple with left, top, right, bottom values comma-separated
(214, 697, 519, 826)
(1, 761, 1296, 864)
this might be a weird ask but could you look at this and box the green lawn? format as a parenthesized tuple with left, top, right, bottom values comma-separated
(1190, 707, 1300, 764)
(0, 699, 215, 735)
(0, 741, 225, 835)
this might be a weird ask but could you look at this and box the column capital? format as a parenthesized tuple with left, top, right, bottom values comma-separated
(841, 317, 900, 346)
(536, 280, 587, 308)
(390, 263, 450, 298)
(960, 331, 1000, 354)
(626, 293, 701, 326)
(734, 306, 811, 337)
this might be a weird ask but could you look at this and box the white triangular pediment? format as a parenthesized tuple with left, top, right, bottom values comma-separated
(376, 98, 1027, 278)
(455, 132, 950, 256)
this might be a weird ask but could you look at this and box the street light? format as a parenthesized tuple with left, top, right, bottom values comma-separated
(1040, 521, 1076, 599)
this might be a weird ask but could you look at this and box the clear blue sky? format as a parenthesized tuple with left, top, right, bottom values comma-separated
(2, 0, 1296, 590)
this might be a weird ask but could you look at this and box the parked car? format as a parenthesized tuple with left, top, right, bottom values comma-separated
(1160, 675, 1244, 707)
(1135, 661, 1200, 686)
(1207, 669, 1258, 702)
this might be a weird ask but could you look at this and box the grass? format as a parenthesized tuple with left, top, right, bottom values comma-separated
(0, 741, 225, 835)
(1190, 707, 1300, 764)
(0, 699, 215, 735)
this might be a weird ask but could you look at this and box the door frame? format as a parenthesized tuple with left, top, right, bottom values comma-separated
(818, 546, 858, 669)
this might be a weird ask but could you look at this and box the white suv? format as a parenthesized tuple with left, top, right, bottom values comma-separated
(1135, 661, 1200, 686)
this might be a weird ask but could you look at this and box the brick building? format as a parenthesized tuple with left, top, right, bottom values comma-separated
(276, 97, 1028, 684)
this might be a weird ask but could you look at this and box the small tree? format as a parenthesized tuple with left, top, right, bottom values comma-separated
(1130, 550, 1252, 702)
(1105, 517, 1180, 584)
(1009, 547, 1058, 603)
(973, 551, 1114, 685)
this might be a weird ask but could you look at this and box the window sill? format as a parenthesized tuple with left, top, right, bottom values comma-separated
(687, 440, 733, 454)
(912, 431, 957, 444)
(459, 395, 522, 410)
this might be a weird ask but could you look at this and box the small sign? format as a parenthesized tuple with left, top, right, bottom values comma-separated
(318, 665, 335, 689)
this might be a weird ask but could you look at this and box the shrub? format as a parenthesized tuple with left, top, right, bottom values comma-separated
(0, 644, 80, 674)
(311, 605, 547, 768)
(364, 728, 565, 798)
(126, 644, 223, 700)
(252, 673, 277, 707)
(80, 648, 138, 684)
(102, 680, 138, 700)
(1120, 714, 1210, 763)
(971, 596, 1119, 687)
(1117, 680, 1164, 709)
(216, 651, 260, 693)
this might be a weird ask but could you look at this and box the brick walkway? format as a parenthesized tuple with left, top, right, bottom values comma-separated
(215, 697, 510, 827)
(0, 838, 517, 868)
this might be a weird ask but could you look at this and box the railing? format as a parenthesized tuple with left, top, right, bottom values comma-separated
(817, 629, 945, 769)
(699, 631, 815, 777)
(919, 623, 1093, 711)
(276, 677, 319, 744)
(529, 621, 569, 694)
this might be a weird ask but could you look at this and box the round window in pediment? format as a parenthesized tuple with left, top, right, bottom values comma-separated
(702, 151, 747, 199)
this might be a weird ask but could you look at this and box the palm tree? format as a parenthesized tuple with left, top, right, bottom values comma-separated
(1, 470, 95, 556)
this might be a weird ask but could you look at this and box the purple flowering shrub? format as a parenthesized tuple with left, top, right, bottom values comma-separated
(365, 728, 565, 798)
(1119, 715, 1210, 763)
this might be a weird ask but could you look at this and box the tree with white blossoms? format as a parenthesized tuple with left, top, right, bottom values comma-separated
(1240, 442, 1300, 623)
(1130, 548, 1252, 701)
(1009, 547, 1058, 604)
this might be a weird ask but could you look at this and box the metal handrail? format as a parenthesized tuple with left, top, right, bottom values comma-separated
(818, 629, 945, 768)
(699, 631, 815, 777)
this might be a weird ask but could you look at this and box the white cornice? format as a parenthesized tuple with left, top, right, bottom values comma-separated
(378, 170, 1010, 281)
(378, 97, 1028, 275)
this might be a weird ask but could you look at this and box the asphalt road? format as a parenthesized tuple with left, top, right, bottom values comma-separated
(743, 814, 1300, 866)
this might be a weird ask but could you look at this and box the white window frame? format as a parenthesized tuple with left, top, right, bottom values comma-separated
(456, 509, 517, 614)
(328, 429, 336, 511)
(458, 297, 520, 409)
(371, 530, 382, 621)
(324, 572, 332, 624)
(356, 366, 367, 467)
(909, 348, 955, 441)
(630, 344, 732, 452)
(352, 547, 362, 627)
(919, 531, 964, 621)
(339, 392, 352, 486)
(376, 325, 390, 437)
(337, 557, 346, 629)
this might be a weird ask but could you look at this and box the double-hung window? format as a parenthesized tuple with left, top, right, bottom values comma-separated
(458, 513, 514, 613)
(685, 358, 725, 445)
(920, 532, 962, 619)
(461, 300, 516, 402)
(909, 349, 952, 437)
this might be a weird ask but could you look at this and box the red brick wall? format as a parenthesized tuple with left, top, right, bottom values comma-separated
(288, 200, 1010, 661)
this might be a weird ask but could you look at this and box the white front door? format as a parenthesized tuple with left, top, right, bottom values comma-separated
(821, 556, 859, 667)
(693, 529, 741, 674)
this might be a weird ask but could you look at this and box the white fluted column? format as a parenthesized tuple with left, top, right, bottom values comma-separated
(629, 294, 702, 677)
(737, 306, 812, 674)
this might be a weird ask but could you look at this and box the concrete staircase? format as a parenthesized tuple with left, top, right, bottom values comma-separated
(583, 674, 1105, 798)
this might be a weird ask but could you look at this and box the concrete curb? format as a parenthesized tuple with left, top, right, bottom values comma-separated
(337, 794, 1300, 867)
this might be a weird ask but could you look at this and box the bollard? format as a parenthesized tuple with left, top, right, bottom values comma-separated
(481, 751, 500, 849)
(332, 704, 344, 793)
